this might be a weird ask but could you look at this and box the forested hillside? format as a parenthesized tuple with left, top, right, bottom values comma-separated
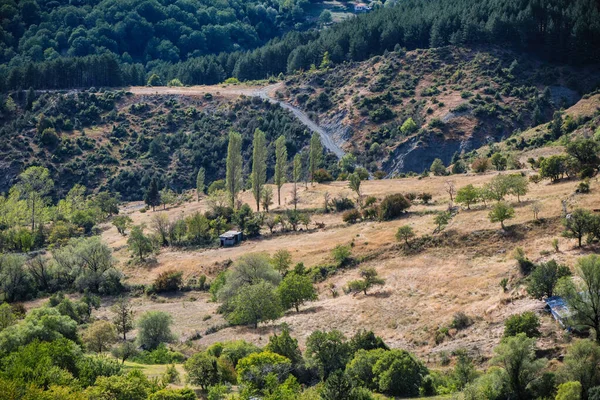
(1, 0, 599, 90)
(0, 89, 329, 199)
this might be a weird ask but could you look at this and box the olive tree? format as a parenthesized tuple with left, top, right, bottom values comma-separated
(136, 311, 175, 350)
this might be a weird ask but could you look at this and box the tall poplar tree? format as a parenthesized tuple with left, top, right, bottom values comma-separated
(196, 167, 205, 201)
(292, 153, 303, 211)
(251, 129, 267, 211)
(226, 131, 243, 208)
(274, 135, 288, 206)
(309, 133, 322, 185)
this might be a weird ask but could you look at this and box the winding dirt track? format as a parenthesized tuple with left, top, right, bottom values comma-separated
(128, 84, 346, 158)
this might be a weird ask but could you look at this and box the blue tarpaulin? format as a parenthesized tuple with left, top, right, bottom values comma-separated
(545, 296, 571, 327)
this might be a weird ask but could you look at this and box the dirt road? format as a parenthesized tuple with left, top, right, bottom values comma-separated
(128, 84, 346, 159)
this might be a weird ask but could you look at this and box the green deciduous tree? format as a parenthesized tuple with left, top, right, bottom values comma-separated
(226, 131, 243, 208)
(83, 320, 117, 353)
(111, 297, 135, 341)
(16, 166, 54, 232)
(127, 225, 155, 261)
(271, 249, 292, 276)
(456, 184, 479, 210)
(372, 349, 428, 397)
(558, 255, 600, 343)
(265, 326, 302, 365)
(237, 351, 292, 391)
(348, 267, 385, 295)
(227, 281, 283, 328)
(112, 215, 132, 236)
(560, 339, 600, 399)
(527, 260, 571, 299)
(563, 208, 592, 247)
(395, 225, 415, 247)
(430, 158, 446, 176)
(136, 311, 175, 350)
(251, 128, 267, 211)
(306, 330, 351, 380)
(274, 135, 288, 206)
(278, 272, 317, 312)
(184, 352, 220, 390)
(489, 201, 515, 230)
(491, 333, 546, 400)
(348, 173, 362, 207)
(504, 312, 541, 338)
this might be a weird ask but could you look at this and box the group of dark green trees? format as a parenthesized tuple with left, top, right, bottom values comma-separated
(2, 0, 599, 91)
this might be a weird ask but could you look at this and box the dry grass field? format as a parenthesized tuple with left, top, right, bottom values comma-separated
(93, 169, 600, 363)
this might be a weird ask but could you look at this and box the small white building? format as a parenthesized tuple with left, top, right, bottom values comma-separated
(354, 3, 371, 12)
(219, 230, 243, 247)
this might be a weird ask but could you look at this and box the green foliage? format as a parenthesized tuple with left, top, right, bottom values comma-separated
(556, 381, 582, 400)
(347, 268, 385, 295)
(378, 194, 411, 221)
(306, 330, 351, 380)
(489, 201, 515, 229)
(237, 351, 292, 391)
(227, 281, 283, 328)
(331, 245, 352, 267)
(184, 352, 220, 390)
(271, 249, 292, 275)
(430, 158, 446, 176)
(136, 311, 175, 350)
(560, 340, 600, 399)
(395, 225, 415, 247)
(266, 327, 303, 365)
(226, 131, 244, 207)
(456, 184, 479, 209)
(527, 260, 571, 299)
(278, 272, 317, 312)
(400, 118, 418, 135)
(128, 225, 156, 261)
(148, 388, 197, 400)
(82, 320, 117, 353)
(563, 208, 593, 247)
(558, 255, 600, 343)
(491, 333, 546, 399)
(274, 135, 288, 206)
(112, 216, 132, 236)
(372, 349, 428, 397)
(154, 270, 183, 293)
(504, 312, 541, 338)
(0, 306, 78, 356)
(251, 128, 268, 211)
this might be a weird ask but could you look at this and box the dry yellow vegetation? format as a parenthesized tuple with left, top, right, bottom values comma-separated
(94, 169, 600, 362)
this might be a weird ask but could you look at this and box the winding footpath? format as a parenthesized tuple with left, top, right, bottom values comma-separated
(129, 84, 346, 159)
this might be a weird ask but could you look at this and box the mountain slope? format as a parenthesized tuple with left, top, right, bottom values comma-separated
(277, 46, 600, 174)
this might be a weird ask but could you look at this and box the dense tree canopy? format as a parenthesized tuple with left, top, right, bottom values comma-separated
(1, 0, 599, 90)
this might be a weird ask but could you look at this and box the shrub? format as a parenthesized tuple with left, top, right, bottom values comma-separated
(333, 197, 355, 212)
(332, 245, 352, 267)
(379, 194, 411, 221)
(504, 312, 541, 338)
(313, 168, 333, 183)
(472, 157, 491, 173)
(343, 209, 362, 224)
(577, 180, 590, 194)
(154, 270, 183, 293)
(451, 312, 473, 330)
(418, 192, 433, 204)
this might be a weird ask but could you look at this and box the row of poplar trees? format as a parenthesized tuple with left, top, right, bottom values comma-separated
(196, 129, 323, 211)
